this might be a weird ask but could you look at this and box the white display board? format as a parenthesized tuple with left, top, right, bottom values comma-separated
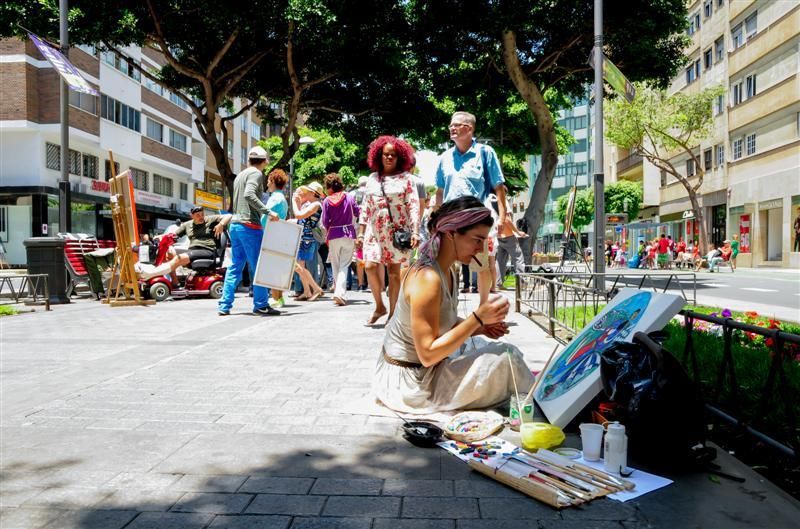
(253, 219, 302, 290)
(533, 288, 684, 428)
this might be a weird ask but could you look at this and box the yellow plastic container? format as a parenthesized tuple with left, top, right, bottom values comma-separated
(520, 422, 565, 451)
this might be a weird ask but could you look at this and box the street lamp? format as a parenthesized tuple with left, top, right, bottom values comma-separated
(288, 135, 316, 206)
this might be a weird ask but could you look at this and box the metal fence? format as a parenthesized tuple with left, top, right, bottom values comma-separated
(0, 273, 50, 311)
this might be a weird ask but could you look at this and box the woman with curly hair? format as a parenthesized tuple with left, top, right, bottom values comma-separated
(356, 135, 420, 325)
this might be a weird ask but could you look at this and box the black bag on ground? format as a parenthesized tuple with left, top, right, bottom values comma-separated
(600, 331, 706, 470)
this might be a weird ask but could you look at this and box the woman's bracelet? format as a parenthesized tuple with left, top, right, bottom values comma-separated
(472, 312, 484, 327)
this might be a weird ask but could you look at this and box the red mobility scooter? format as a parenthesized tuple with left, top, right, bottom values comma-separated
(140, 231, 228, 302)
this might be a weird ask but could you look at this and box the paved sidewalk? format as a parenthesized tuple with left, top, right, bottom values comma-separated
(1, 290, 798, 528)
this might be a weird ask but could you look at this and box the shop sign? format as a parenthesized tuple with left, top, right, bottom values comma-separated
(758, 199, 782, 211)
(98, 209, 111, 216)
(605, 213, 628, 225)
(682, 210, 695, 219)
(90, 180, 110, 193)
(728, 205, 744, 215)
(739, 214, 750, 253)
(135, 190, 165, 207)
(195, 189, 224, 210)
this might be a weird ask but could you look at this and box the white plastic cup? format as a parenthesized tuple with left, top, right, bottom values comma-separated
(579, 423, 604, 461)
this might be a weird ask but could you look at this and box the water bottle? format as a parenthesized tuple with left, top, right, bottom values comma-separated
(604, 422, 628, 474)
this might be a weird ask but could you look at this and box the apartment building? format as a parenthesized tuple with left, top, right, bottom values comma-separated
(0, 37, 272, 265)
(609, 0, 799, 267)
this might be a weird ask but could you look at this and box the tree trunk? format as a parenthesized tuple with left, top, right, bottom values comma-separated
(687, 189, 709, 254)
(501, 30, 559, 264)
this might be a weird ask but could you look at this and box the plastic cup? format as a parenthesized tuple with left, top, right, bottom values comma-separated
(579, 423, 604, 461)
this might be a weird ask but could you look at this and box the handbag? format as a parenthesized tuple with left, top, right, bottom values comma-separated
(379, 176, 413, 251)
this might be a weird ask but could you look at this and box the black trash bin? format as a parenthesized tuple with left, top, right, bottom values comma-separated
(23, 237, 70, 304)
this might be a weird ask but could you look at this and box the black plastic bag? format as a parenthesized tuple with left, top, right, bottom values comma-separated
(600, 331, 706, 470)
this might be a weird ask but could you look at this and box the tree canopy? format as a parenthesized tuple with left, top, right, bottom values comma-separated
(605, 82, 724, 249)
(605, 180, 643, 222)
(556, 187, 594, 235)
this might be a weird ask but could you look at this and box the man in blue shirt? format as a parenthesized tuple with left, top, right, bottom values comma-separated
(435, 111, 511, 303)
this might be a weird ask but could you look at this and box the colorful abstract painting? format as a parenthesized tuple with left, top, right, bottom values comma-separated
(534, 288, 684, 428)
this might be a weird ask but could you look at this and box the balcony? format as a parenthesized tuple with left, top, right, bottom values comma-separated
(728, 6, 799, 76)
(616, 152, 643, 180)
(728, 74, 797, 132)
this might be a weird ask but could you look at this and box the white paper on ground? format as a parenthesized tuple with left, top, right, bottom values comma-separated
(576, 456, 673, 502)
(437, 436, 520, 465)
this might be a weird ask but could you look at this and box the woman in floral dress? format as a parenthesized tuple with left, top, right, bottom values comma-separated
(356, 136, 420, 325)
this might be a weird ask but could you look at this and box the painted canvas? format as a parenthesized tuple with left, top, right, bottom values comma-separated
(253, 219, 302, 290)
(534, 288, 684, 428)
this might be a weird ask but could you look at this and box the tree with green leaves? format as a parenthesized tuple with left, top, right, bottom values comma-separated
(262, 128, 363, 189)
(0, 0, 434, 199)
(409, 0, 688, 241)
(605, 82, 725, 250)
(605, 180, 643, 222)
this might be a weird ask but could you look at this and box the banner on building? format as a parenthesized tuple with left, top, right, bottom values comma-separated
(27, 32, 98, 96)
(739, 214, 750, 253)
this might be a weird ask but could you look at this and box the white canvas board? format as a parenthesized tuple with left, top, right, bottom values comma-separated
(253, 219, 302, 290)
(533, 288, 684, 428)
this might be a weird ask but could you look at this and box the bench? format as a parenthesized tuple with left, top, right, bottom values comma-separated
(61, 235, 117, 297)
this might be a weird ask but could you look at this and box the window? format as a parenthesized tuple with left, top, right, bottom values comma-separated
(179, 182, 188, 201)
(241, 117, 248, 132)
(715, 37, 725, 63)
(77, 44, 96, 56)
(686, 158, 696, 177)
(146, 119, 163, 142)
(732, 81, 743, 105)
(100, 50, 140, 81)
(704, 149, 712, 171)
(169, 129, 187, 152)
(686, 66, 696, 84)
(104, 160, 120, 181)
(714, 94, 724, 116)
(695, 13, 701, 31)
(660, 169, 667, 187)
(569, 138, 588, 154)
(69, 149, 81, 176)
(153, 174, 173, 197)
(745, 12, 757, 39)
(732, 24, 744, 49)
(82, 154, 99, 179)
(69, 90, 97, 114)
(251, 122, 261, 139)
(704, 49, 712, 70)
(100, 94, 140, 132)
(143, 70, 163, 96)
(732, 138, 743, 160)
(167, 91, 189, 110)
(241, 146, 247, 163)
(130, 168, 148, 190)
(704, 0, 712, 18)
(227, 139, 233, 159)
(695, 60, 701, 79)
(46, 142, 60, 170)
(717, 0, 724, 6)
(688, 12, 700, 35)
(715, 144, 725, 167)
(745, 74, 757, 99)
(746, 133, 756, 155)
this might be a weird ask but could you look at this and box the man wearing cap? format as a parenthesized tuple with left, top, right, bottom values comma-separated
(140, 207, 232, 279)
(218, 146, 280, 316)
(435, 111, 511, 303)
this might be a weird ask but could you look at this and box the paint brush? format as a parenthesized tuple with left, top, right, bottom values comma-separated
(523, 343, 559, 406)
(507, 351, 524, 425)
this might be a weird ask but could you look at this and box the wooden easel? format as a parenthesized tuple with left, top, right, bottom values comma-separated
(103, 151, 154, 307)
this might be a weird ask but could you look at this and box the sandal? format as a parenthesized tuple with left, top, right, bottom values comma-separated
(309, 291, 323, 301)
(367, 308, 388, 325)
(296, 294, 310, 301)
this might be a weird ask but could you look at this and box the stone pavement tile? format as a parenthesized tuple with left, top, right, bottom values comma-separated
(100, 488, 186, 511)
(246, 494, 326, 516)
(208, 514, 291, 528)
(458, 522, 561, 529)
(171, 474, 249, 493)
(0, 507, 60, 529)
(310, 478, 382, 496)
(454, 479, 526, 498)
(123, 511, 214, 529)
(105, 471, 183, 489)
(86, 419, 146, 430)
(382, 479, 454, 497)
(374, 519, 455, 529)
(560, 498, 638, 521)
(401, 497, 479, 519)
(40, 509, 139, 529)
(540, 521, 626, 529)
(1, 487, 45, 508)
(478, 498, 562, 520)
(134, 421, 244, 434)
(322, 496, 400, 517)
(240, 477, 315, 495)
(620, 521, 656, 529)
(21, 487, 113, 509)
(170, 492, 254, 514)
(440, 454, 473, 480)
(289, 517, 373, 529)
(71, 408, 126, 419)
(237, 424, 293, 434)
(26, 417, 97, 429)
(39, 469, 119, 489)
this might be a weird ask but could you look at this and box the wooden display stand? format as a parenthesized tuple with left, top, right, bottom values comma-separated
(103, 151, 154, 307)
